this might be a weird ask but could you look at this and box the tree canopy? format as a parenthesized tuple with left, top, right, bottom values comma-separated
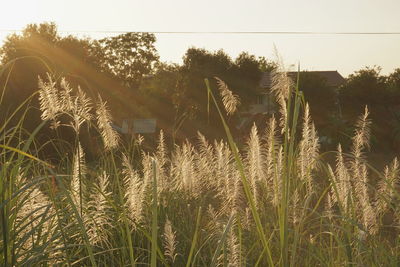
(96, 32, 159, 89)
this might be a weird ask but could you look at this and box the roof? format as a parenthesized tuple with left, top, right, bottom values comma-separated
(259, 72, 273, 88)
(259, 70, 346, 88)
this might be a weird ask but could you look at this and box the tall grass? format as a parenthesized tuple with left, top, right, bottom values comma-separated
(1, 62, 399, 266)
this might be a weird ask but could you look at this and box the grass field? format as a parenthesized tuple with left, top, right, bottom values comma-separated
(1, 66, 399, 266)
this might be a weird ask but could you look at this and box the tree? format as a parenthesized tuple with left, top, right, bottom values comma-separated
(96, 32, 159, 89)
(257, 56, 277, 72)
(298, 71, 338, 116)
(231, 52, 264, 106)
(0, 23, 101, 115)
(142, 48, 270, 141)
(181, 48, 232, 110)
(339, 66, 387, 108)
(0, 23, 160, 158)
(0, 23, 59, 64)
(386, 68, 400, 102)
(338, 67, 400, 152)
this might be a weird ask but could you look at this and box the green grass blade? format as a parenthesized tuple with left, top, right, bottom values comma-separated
(204, 78, 274, 266)
(151, 159, 158, 267)
(210, 213, 235, 267)
(186, 206, 202, 267)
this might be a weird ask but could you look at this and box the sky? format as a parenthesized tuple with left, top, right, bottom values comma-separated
(0, 0, 399, 77)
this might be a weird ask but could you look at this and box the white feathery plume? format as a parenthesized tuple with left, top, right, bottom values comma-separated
(38, 75, 93, 133)
(155, 130, 168, 193)
(348, 107, 378, 235)
(15, 175, 57, 256)
(214, 77, 240, 115)
(38, 74, 61, 126)
(96, 95, 119, 150)
(245, 124, 264, 208)
(244, 207, 252, 230)
(60, 77, 74, 112)
(376, 158, 399, 216)
(196, 132, 215, 189)
(298, 103, 320, 195)
(214, 141, 238, 215)
(227, 223, 241, 267)
(231, 170, 244, 216)
(141, 153, 155, 200)
(69, 86, 93, 134)
(171, 142, 198, 197)
(350, 106, 371, 207)
(264, 115, 280, 204)
(291, 188, 301, 224)
(71, 143, 86, 214)
(326, 192, 334, 221)
(156, 130, 167, 168)
(350, 108, 371, 208)
(136, 134, 144, 145)
(211, 140, 233, 195)
(212, 140, 237, 213)
(123, 154, 145, 226)
(16, 187, 51, 247)
(361, 165, 378, 235)
(163, 218, 178, 263)
(333, 144, 352, 211)
(270, 50, 293, 132)
(86, 171, 113, 246)
(272, 145, 284, 207)
(205, 205, 226, 239)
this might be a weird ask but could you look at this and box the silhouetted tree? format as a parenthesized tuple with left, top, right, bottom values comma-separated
(298, 71, 338, 118)
(339, 67, 400, 152)
(0, 23, 59, 64)
(386, 68, 400, 103)
(340, 66, 388, 109)
(139, 48, 272, 142)
(96, 32, 159, 89)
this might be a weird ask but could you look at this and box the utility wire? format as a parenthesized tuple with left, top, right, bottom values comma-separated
(0, 29, 400, 35)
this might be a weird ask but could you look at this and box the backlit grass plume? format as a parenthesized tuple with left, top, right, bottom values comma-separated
(298, 103, 319, 194)
(214, 77, 240, 115)
(96, 95, 119, 150)
(163, 218, 177, 263)
(71, 142, 87, 219)
(123, 154, 145, 226)
(38, 74, 61, 127)
(69, 86, 93, 133)
(86, 171, 113, 246)
(38, 74, 93, 132)
(270, 62, 293, 131)
(4, 70, 400, 266)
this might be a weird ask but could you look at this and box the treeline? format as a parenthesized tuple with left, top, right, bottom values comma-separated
(299, 68, 400, 154)
(1, 22, 399, 155)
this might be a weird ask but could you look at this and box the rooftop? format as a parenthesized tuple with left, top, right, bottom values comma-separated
(259, 70, 346, 89)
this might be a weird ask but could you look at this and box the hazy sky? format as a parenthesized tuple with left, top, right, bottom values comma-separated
(1, 0, 399, 76)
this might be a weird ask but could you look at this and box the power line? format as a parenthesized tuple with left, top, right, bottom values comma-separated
(0, 29, 400, 35)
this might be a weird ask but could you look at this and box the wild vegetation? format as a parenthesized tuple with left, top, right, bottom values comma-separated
(1, 23, 400, 153)
(1, 59, 399, 266)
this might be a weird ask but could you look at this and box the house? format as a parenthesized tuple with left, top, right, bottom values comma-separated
(112, 118, 157, 134)
(238, 70, 346, 131)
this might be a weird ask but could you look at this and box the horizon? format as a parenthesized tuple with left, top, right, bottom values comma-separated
(1, 0, 399, 77)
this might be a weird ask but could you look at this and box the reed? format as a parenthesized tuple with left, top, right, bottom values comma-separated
(1, 60, 399, 266)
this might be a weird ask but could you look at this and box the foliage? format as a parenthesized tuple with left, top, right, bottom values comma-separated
(96, 32, 159, 89)
(139, 48, 275, 142)
(1, 70, 400, 266)
(339, 66, 400, 151)
(340, 66, 388, 107)
(298, 71, 337, 116)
